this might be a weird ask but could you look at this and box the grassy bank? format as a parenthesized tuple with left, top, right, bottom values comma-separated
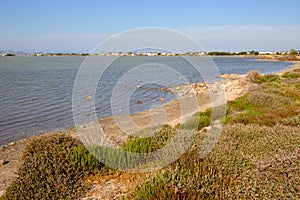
(1, 66, 300, 199)
(129, 67, 300, 199)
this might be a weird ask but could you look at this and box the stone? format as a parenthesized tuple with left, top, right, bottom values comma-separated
(86, 95, 92, 101)
(0, 160, 9, 165)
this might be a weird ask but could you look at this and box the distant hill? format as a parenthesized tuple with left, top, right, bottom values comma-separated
(0, 50, 29, 55)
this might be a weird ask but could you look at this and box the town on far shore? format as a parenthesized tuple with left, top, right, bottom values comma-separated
(0, 49, 299, 57)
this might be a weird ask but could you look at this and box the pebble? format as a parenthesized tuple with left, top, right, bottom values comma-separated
(0, 160, 9, 165)
(137, 100, 142, 104)
(160, 98, 165, 103)
(86, 95, 92, 101)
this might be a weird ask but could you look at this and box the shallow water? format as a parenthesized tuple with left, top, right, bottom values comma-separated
(0, 56, 292, 145)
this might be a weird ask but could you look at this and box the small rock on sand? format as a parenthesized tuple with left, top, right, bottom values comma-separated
(0, 160, 9, 165)
(160, 98, 165, 103)
(86, 95, 92, 101)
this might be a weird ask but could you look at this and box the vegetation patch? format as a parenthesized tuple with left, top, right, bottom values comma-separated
(4, 67, 300, 199)
(226, 69, 300, 126)
(129, 124, 300, 199)
(282, 73, 300, 78)
(4, 134, 89, 199)
(128, 67, 300, 199)
(123, 125, 179, 153)
(254, 74, 280, 83)
(180, 109, 212, 131)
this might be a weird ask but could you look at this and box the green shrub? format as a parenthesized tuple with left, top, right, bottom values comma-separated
(123, 137, 154, 153)
(130, 70, 300, 199)
(124, 125, 178, 152)
(254, 74, 280, 83)
(4, 134, 86, 200)
(207, 51, 232, 56)
(71, 145, 104, 173)
(226, 90, 298, 126)
(91, 146, 133, 169)
(151, 125, 180, 149)
(129, 124, 300, 199)
(180, 110, 212, 131)
(238, 51, 247, 55)
(67, 125, 181, 171)
(248, 92, 293, 109)
(282, 73, 300, 78)
(230, 110, 262, 125)
(281, 115, 300, 126)
(227, 93, 253, 111)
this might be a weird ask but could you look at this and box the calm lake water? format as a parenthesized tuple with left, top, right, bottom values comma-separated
(0, 56, 292, 145)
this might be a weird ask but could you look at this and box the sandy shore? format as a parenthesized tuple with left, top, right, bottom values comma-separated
(1, 61, 299, 194)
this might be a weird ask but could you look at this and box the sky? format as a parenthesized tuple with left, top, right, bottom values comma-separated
(0, 0, 300, 53)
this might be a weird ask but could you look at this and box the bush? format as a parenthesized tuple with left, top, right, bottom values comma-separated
(254, 74, 280, 83)
(227, 93, 253, 111)
(238, 51, 247, 55)
(282, 73, 300, 78)
(123, 137, 154, 153)
(71, 145, 104, 173)
(281, 115, 300, 126)
(124, 125, 178, 152)
(130, 69, 300, 199)
(248, 92, 293, 109)
(181, 114, 211, 131)
(129, 124, 300, 199)
(207, 52, 232, 56)
(180, 109, 212, 131)
(4, 134, 87, 200)
(64, 126, 181, 171)
(290, 49, 298, 55)
(226, 91, 298, 126)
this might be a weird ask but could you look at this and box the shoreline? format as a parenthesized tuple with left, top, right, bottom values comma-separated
(1, 61, 299, 194)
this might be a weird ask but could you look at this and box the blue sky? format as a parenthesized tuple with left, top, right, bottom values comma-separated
(1, 0, 299, 52)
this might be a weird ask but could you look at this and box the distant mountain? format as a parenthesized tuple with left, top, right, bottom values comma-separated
(0, 50, 29, 55)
